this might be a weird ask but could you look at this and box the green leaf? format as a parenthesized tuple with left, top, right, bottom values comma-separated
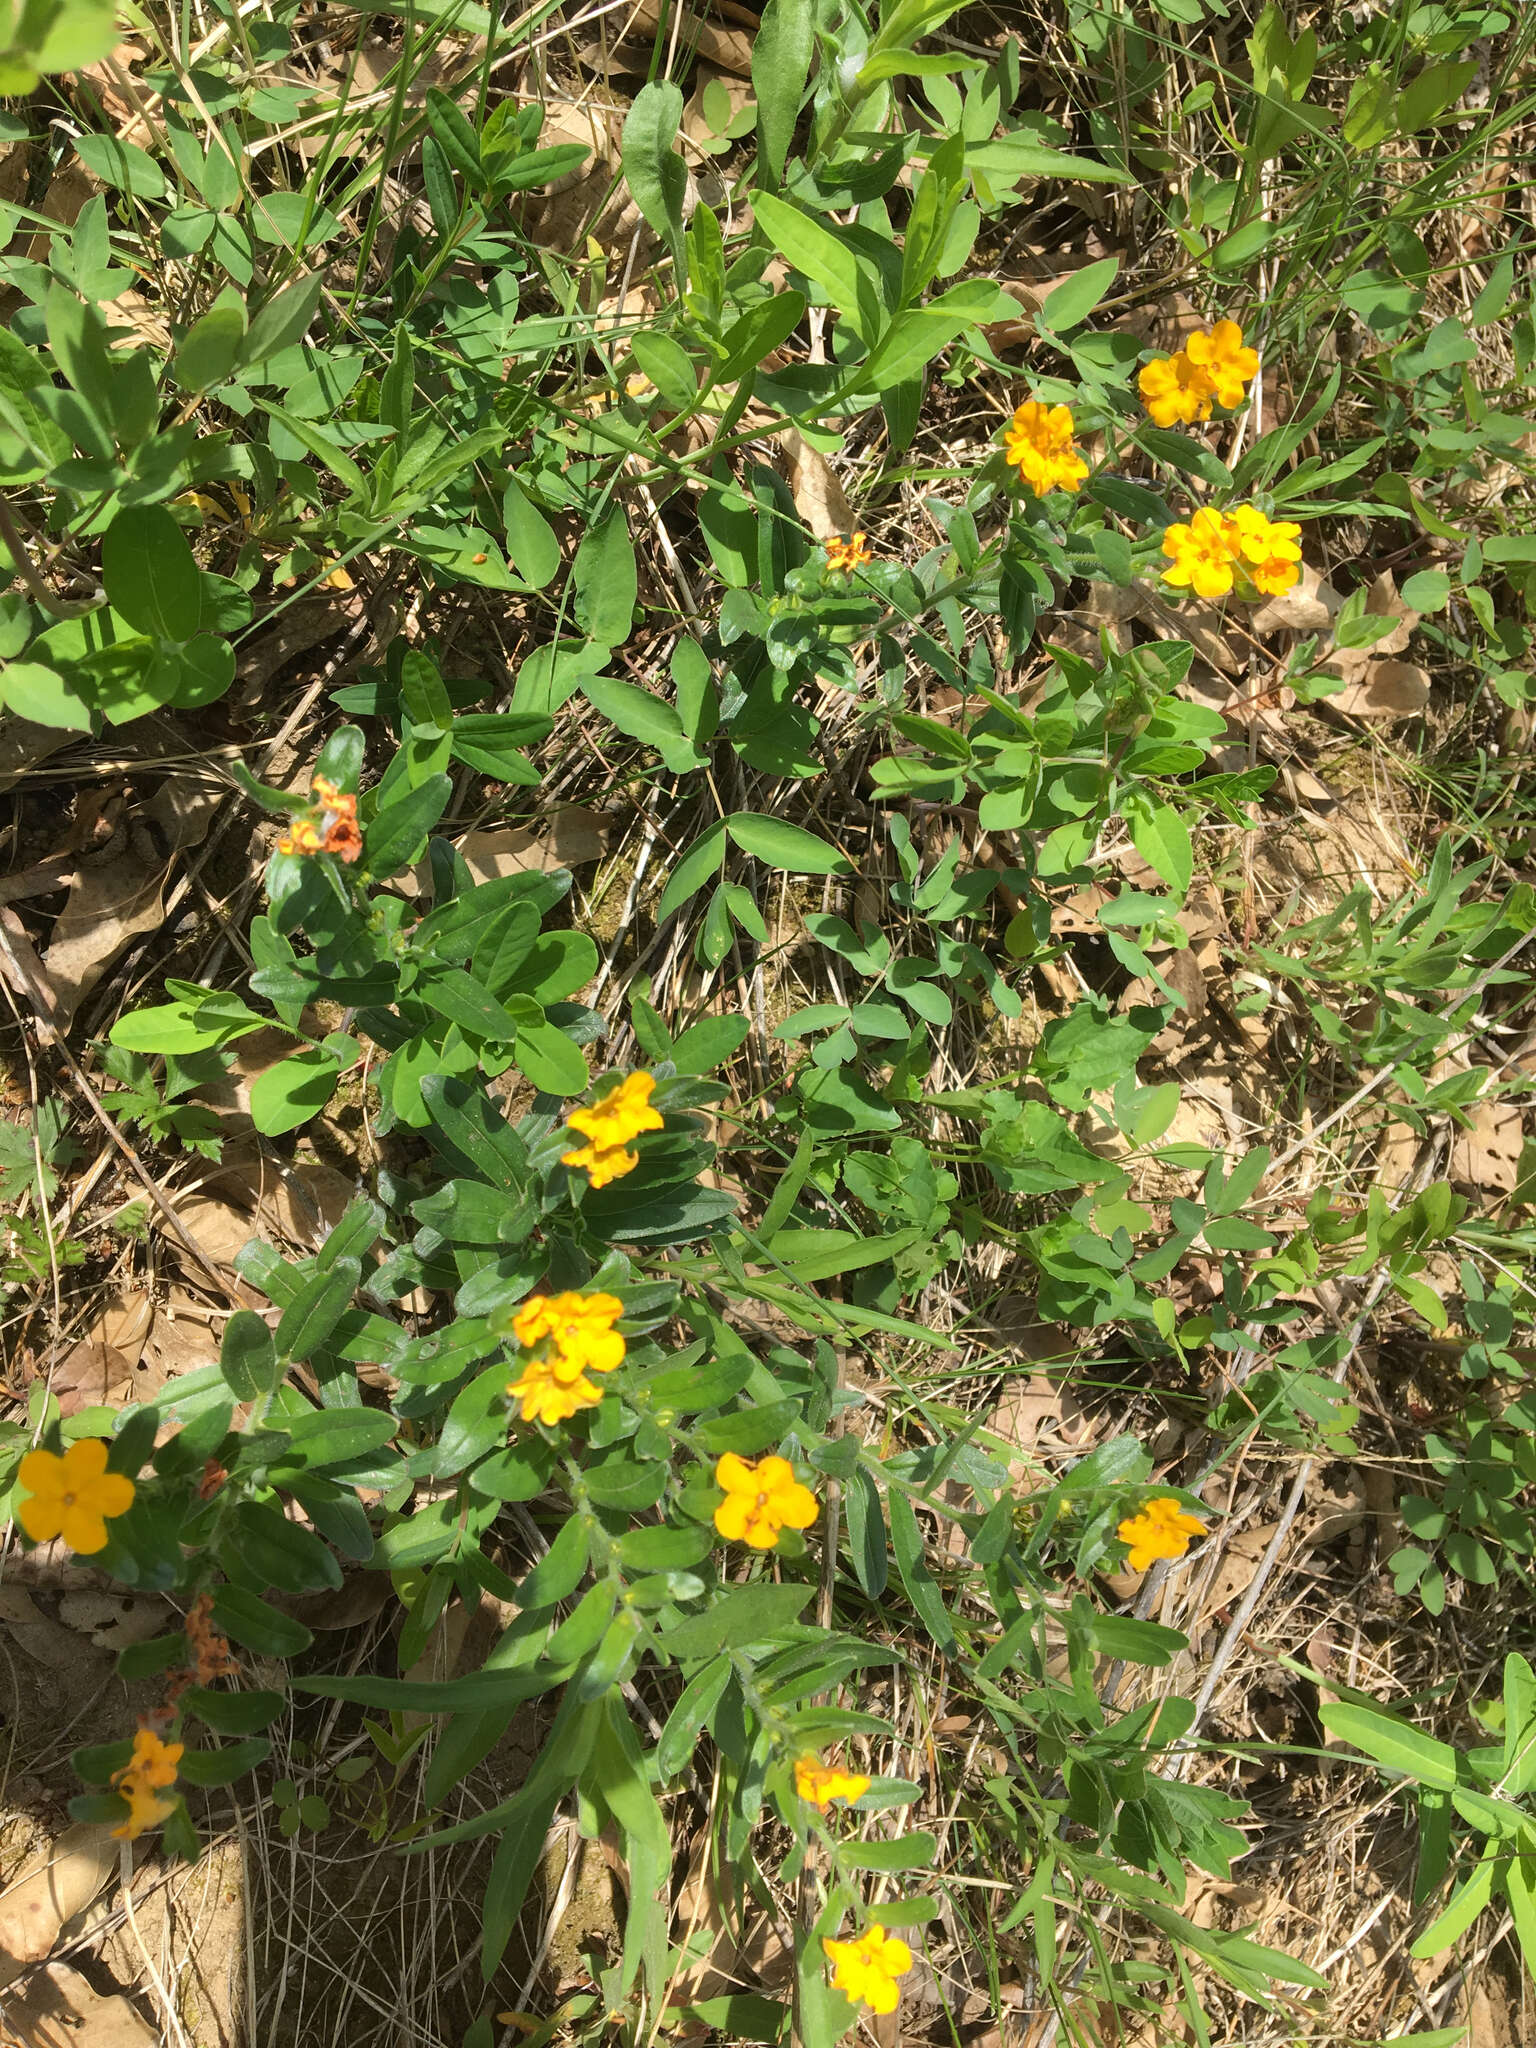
(1036, 256, 1120, 333)
(101, 506, 203, 641)
(220, 1310, 281, 1404)
(366, 774, 452, 874)
(0, 658, 91, 730)
(274, 1257, 361, 1364)
(175, 295, 247, 394)
(752, 191, 870, 334)
(841, 1830, 938, 1871)
(183, 1687, 284, 1735)
(501, 478, 561, 588)
(966, 135, 1133, 186)
(725, 812, 850, 874)
(657, 822, 728, 922)
(662, 1584, 814, 1660)
(178, 1737, 271, 1786)
(515, 1020, 589, 1096)
(211, 1584, 314, 1657)
(1410, 1848, 1499, 1957)
(110, 985, 267, 1055)
(1122, 788, 1192, 897)
(249, 1044, 342, 1136)
(622, 83, 687, 259)
(752, 0, 812, 185)
(1319, 1703, 1460, 1790)
(573, 512, 637, 649)
(888, 1490, 956, 1651)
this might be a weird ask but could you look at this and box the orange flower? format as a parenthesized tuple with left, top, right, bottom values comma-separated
(824, 532, 873, 575)
(506, 1291, 626, 1425)
(277, 772, 362, 862)
(1184, 319, 1259, 409)
(1002, 399, 1088, 497)
(1160, 507, 1244, 600)
(1138, 351, 1215, 428)
(16, 1438, 135, 1554)
(110, 1726, 185, 1840)
(561, 1073, 664, 1188)
(822, 1924, 913, 2014)
(1117, 1497, 1207, 1573)
(795, 1756, 871, 1809)
(712, 1454, 817, 1550)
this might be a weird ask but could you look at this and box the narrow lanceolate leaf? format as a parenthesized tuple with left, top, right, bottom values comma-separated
(752, 0, 813, 185)
(887, 1490, 957, 1652)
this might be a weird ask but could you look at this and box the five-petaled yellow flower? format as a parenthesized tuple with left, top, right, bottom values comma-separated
(1185, 319, 1261, 409)
(561, 1072, 664, 1189)
(1161, 505, 1302, 602)
(1139, 319, 1259, 426)
(825, 532, 872, 575)
(506, 1291, 626, 1426)
(822, 1924, 914, 2015)
(1002, 399, 1088, 498)
(712, 1453, 818, 1550)
(1230, 504, 1303, 595)
(16, 1438, 135, 1554)
(795, 1756, 871, 1809)
(1160, 507, 1244, 600)
(1117, 1496, 1207, 1573)
(111, 1726, 184, 1840)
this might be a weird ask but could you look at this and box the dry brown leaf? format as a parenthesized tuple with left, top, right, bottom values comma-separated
(778, 426, 855, 540)
(0, 1826, 120, 1989)
(144, 774, 223, 850)
(1331, 656, 1431, 720)
(1322, 570, 1418, 687)
(162, 1194, 254, 1269)
(41, 849, 165, 1034)
(457, 807, 607, 884)
(682, 67, 753, 144)
(235, 594, 364, 699)
(1191, 1523, 1283, 1630)
(1249, 560, 1340, 635)
(0, 1586, 94, 1671)
(0, 719, 74, 793)
(1449, 1094, 1524, 1194)
(3, 1961, 159, 2047)
(57, 1589, 173, 1651)
(987, 1374, 1092, 1478)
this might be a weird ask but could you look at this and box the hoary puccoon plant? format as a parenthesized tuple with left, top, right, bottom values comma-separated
(4, 642, 1338, 2041)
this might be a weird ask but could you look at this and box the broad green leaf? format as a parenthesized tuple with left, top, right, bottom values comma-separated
(662, 1584, 813, 1659)
(249, 1043, 342, 1135)
(753, 191, 871, 334)
(175, 296, 247, 395)
(725, 812, 850, 874)
(967, 135, 1134, 186)
(1122, 788, 1192, 897)
(1036, 256, 1120, 333)
(101, 505, 202, 641)
(219, 1310, 281, 1403)
(657, 822, 728, 922)
(622, 82, 687, 257)
(274, 1257, 362, 1364)
(501, 477, 561, 588)
(573, 511, 637, 649)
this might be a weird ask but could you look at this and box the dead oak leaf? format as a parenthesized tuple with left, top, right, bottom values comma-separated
(41, 847, 165, 1035)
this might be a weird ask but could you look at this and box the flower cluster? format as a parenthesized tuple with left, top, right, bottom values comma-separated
(277, 773, 362, 863)
(824, 531, 873, 575)
(1002, 399, 1088, 497)
(15, 1437, 135, 1555)
(1160, 504, 1302, 601)
(561, 1072, 664, 1188)
(795, 1755, 870, 1809)
(1139, 319, 1259, 426)
(712, 1453, 817, 1550)
(111, 1726, 183, 1841)
(506, 1290, 626, 1426)
(822, 1924, 914, 2014)
(1117, 1496, 1207, 1573)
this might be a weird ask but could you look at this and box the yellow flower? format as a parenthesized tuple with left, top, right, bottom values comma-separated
(822, 1924, 914, 2015)
(16, 1438, 135, 1554)
(119, 1727, 184, 1789)
(1230, 504, 1303, 596)
(1184, 319, 1260, 409)
(1117, 1496, 1207, 1573)
(506, 1290, 626, 1426)
(561, 1072, 664, 1189)
(795, 1756, 871, 1809)
(1160, 507, 1243, 600)
(110, 1727, 184, 1841)
(824, 532, 873, 575)
(712, 1453, 818, 1550)
(1138, 350, 1215, 428)
(1002, 399, 1088, 497)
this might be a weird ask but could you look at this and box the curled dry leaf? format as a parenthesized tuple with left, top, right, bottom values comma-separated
(1249, 559, 1339, 636)
(457, 806, 608, 885)
(1331, 657, 1432, 720)
(778, 425, 855, 540)
(41, 848, 165, 1036)
(1448, 1094, 1524, 1194)
(2, 1961, 160, 2047)
(0, 1825, 121, 1989)
(0, 718, 74, 793)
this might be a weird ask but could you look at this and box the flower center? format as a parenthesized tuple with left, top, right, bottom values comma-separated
(61, 1489, 76, 1506)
